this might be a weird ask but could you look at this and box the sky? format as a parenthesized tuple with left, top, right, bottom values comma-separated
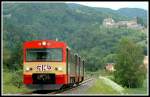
(66, 2, 148, 10)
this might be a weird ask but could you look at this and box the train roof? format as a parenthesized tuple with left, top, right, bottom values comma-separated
(24, 39, 65, 44)
(23, 40, 67, 48)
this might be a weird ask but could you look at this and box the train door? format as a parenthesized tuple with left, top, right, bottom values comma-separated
(78, 57, 81, 82)
(82, 60, 85, 81)
(80, 59, 83, 82)
(69, 53, 76, 84)
(66, 48, 70, 84)
(75, 54, 78, 83)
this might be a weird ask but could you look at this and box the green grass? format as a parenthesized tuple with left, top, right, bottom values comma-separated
(3, 71, 31, 94)
(124, 88, 147, 95)
(85, 78, 122, 94)
(85, 75, 148, 95)
(124, 79, 148, 95)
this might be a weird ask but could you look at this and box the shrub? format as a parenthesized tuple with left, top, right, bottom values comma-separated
(114, 38, 146, 88)
(11, 70, 23, 88)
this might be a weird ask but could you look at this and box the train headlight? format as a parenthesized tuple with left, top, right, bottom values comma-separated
(26, 67, 30, 71)
(42, 41, 46, 46)
(55, 67, 62, 71)
(58, 67, 62, 71)
(25, 67, 32, 71)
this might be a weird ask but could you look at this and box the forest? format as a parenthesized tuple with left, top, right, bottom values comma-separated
(3, 3, 147, 72)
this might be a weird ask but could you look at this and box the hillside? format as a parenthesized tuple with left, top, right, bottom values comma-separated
(67, 3, 130, 22)
(67, 3, 147, 23)
(3, 3, 147, 71)
(117, 8, 147, 20)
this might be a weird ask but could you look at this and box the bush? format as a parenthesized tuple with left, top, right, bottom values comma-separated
(114, 38, 146, 88)
(11, 70, 23, 88)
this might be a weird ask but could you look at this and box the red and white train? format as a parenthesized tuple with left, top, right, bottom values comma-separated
(23, 40, 85, 90)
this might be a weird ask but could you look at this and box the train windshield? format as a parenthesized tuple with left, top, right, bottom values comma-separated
(26, 48, 62, 62)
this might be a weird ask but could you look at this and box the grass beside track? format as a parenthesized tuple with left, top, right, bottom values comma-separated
(85, 76, 148, 95)
(2, 71, 31, 94)
(3, 70, 148, 95)
(85, 78, 122, 94)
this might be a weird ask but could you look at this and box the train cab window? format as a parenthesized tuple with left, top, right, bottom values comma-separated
(26, 48, 62, 62)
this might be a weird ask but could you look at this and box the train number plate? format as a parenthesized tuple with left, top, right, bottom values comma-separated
(36, 65, 51, 71)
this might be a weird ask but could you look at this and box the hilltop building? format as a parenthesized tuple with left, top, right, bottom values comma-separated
(102, 17, 144, 30)
(103, 18, 116, 28)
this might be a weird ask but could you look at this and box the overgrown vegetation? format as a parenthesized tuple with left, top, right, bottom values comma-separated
(3, 3, 147, 72)
(114, 38, 146, 88)
(3, 71, 30, 94)
(2, 3, 148, 94)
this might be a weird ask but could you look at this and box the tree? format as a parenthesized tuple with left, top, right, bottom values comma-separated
(114, 37, 146, 88)
(137, 16, 147, 27)
(3, 3, 147, 72)
(102, 53, 117, 64)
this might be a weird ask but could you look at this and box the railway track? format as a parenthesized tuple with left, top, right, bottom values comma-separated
(23, 78, 93, 95)
(56, 78, 94, 94)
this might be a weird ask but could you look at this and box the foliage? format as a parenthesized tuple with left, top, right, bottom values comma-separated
(102, 54, 117, 64)
(117, 8, 147, 24)
(11, 70, 23, 88)
(3, 71, 30, 94)
(137, 16, 147, 27)
(114, 38, 146, 88)
(2, 3, 147, 72)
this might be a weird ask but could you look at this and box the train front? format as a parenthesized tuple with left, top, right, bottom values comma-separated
(23, 40, 67, 90)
